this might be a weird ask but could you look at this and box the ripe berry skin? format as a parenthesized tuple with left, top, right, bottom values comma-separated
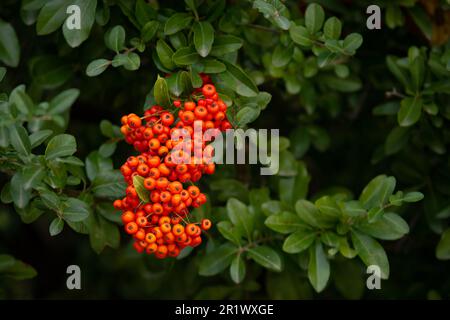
(125, 222, 138, 234)
(185, 224, 197, 236)
(202, 84, 216, 97)
(144, 177, 156, 190)
(145, 233, 156, 244)
(201, 219, 212, 231)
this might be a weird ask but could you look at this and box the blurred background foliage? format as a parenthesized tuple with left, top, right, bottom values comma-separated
(0, 0, 449, 299)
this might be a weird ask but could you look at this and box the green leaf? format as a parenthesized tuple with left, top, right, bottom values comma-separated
(0, 67, 5, 81)
(164, 13, 193, 35)
(343, 33, 363, 54)
(227, 198, 254, 240)
(98, 141, 117, 158)
(305, 3, 325, 34)
(62, 0, 97, 47)
(315, 196, 342, 220)
(272, 44, 293, 68)
(236, 106, 260, 127)
(141, 20, 159, 42)
(0, 254, 37, 280)
(398, 96, 422, 127)
(339, 201, 366, 218)
(289, 25, 312, 47)
(247, 245, 282, 272)
(45, 134, 77, 160)
(253, 0, 290, 30)
(202, 59, 226, 73)
(36, 0, 70, 35)
(220, 60, 258, 97)
(308, 241, 330, 293)
(217, 221, 242, 246)
(323, 17, 341, 39)
(156, 39, 175, 69)
(49, 217, 64, 236)
(8, 124, 31, 156)
(89, 214, 120, 253)
(436, 228, 450, 260)
(409, 48, 425, 92)
(351, 230, 389, 279)
(385, 126, 410, 155)
(230, 254, 246, 284)
(9, 86, 33, 115)
(62, 198, 90, 222)
(105, 25, 126, 52)
(408, 7, 432, 40)
(132, 175, 149, 202)
(91, 171, 126, 199)
(0, 19, 20, 67)
(402, 192, 424, 202)
(210, 35, 243, 56)
(320, 75, 362, 92)
(386, 55, 409, 88)
(265, 211, 307, 234)
(112, 52, 140, 71)
(86, 59, 110, 77)
(135, 0, 156, 27)
(283, 229, 316, 254)
(40, 190, 61, 211)
(172, 46, 200, 65)
(358, 212, 409, 240)
(10, 172, 31, 209)
(295, 199, 334, 228)
(22, 163, 46, 190)
(193, 21, 214, 57)
(199, 243, 236, 276)
(48, 88, 79, 114)
(359, 175, 396, 209)
(154, 75, 170, 106)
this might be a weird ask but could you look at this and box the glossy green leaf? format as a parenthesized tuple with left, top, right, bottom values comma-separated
(156, 39, 175, 69)
(164, 13, 193, 35)
(265, 211, 307, 234)
(308, 241, 330, 292)
(199, 243, 237, 276)
(323, 17, 341, 39)
(86, 59, 110, 77)
(49, 217, 64, 236)
(283, 229, 316, 254)
(105, 25, 125, 52)
(230, 254, 246, 284)
(154, 75, 170, 106)
(62, 198, 90, 222)
(193, 21, 214, 57)
(356, 212, 409, 240)
(210, 35, 243, 56)
(45, 134, 76, 160)
(247, 245, 282, 272)
(8, 124, 31, 156)
(351, 230, 389, 279)
(62, 0, 97, 47)
(0, 19, 20, 67)
(305, 3, 324, 34)
(398, 96, 422, 127)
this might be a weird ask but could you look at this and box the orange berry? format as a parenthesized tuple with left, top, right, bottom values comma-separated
(125, 222, 138, 234)
(136, 216, 148, 227)
(145, 233, 156, 243)
(185, 223, 197, 236)
(201, 219, 212, 230)
(144, 177, 156, 190)
(172, 224, 184, 236)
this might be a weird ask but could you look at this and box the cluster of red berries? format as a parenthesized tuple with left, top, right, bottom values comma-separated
(113, 76, 231, 259)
